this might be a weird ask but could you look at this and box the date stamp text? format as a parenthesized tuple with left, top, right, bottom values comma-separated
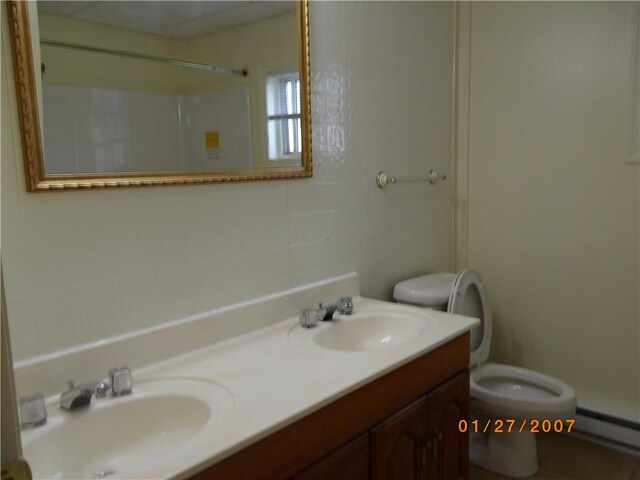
(458, 419, 575, 433)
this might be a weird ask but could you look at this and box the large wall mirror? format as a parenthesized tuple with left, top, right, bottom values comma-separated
(6, 0, 311, 191)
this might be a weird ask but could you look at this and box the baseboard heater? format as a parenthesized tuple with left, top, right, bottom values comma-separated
(573, 406, 640, 456)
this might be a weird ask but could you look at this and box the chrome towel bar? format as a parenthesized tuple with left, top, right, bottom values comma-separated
(376, 170, 447, 189)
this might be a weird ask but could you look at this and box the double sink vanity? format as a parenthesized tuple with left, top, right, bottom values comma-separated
(15, 273, 478, 479)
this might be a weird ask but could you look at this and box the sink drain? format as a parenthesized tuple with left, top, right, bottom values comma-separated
(94, 471, 116, 479)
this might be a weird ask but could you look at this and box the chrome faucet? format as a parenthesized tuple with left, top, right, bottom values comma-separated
(60, 379, 109, 411)
(59, 366, 131, 411)
(299, 296, 354, 328)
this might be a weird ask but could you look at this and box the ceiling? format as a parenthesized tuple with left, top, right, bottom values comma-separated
(37, 1, 295, 39)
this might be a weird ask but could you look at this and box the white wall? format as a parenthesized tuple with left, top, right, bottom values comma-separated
(2, 2, 455, 362)
(456, 2, 640, 419)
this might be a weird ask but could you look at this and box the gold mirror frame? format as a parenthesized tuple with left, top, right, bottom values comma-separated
(6, 0, 312, 191)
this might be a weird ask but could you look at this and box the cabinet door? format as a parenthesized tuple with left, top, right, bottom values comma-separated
(426, 371, 469, 480)
(372, 397, 428, 480)
(292, 433, 369, 480)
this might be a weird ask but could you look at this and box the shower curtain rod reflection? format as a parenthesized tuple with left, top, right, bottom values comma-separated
(40, 39, 248, 76)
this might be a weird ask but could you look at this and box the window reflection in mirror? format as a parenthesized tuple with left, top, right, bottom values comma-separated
(266, 70, 301, 164)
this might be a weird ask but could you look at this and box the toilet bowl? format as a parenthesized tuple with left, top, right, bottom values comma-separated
(471, 363, 576, 420)
(394, 269, 576, 478)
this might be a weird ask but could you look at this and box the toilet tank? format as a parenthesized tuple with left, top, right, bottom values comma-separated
(393, 273, 457, 311)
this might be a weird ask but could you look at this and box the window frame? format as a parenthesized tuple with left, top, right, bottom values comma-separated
(266, 70, 302, 161)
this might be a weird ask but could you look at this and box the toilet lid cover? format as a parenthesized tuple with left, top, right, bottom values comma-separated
(448, 269, 491, 367)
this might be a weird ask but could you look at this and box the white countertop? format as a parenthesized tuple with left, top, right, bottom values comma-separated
(22, 296, 478, 480)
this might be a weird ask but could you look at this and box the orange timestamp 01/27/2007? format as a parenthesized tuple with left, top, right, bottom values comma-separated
(458, 419, 575, 434)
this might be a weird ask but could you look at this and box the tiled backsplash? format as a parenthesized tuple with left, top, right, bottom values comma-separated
(13, 273, 361, 398)
(2, 2, 454, 361)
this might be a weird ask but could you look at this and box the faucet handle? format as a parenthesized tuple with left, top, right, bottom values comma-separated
(109, 366, 133, 396)
(19, 393, 47, 428)
(337, 296, 354, 315)
(299, 308, 320, 329)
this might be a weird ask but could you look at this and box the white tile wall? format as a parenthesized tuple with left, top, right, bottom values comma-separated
(2, 1, 454, 362)
(42, 84, 253, 173)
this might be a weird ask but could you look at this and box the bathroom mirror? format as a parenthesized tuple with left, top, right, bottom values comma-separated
(6, 0, 312, 191)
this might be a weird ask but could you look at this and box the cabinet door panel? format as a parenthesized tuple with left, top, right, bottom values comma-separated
(292, 433, 369, 480)
(427, 371, 469, 480)
(372, 397, 428, 480)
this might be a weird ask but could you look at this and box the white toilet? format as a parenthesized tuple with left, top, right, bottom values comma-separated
(394, 269, 576, 478)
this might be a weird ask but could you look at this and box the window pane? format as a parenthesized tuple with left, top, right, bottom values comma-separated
(286, 81, 293, 115)
(287, 118, 295, 153)
(267, 71, 302, 159)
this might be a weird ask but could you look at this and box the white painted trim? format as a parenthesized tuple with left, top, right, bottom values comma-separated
(453, 2, 471, 271)
(626, 3, 639, 165)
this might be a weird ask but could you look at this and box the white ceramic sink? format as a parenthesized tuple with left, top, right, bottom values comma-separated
(22, 378, 234, 480)
(312, 311, 425, 352)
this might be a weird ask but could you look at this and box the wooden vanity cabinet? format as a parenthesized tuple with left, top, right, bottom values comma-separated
(191, 333, 469, 480)
(426, 372, 469, 480)
(371, 372, 469, 480)
(292, 433, 370, 480)
(371, 396, 429, 479)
